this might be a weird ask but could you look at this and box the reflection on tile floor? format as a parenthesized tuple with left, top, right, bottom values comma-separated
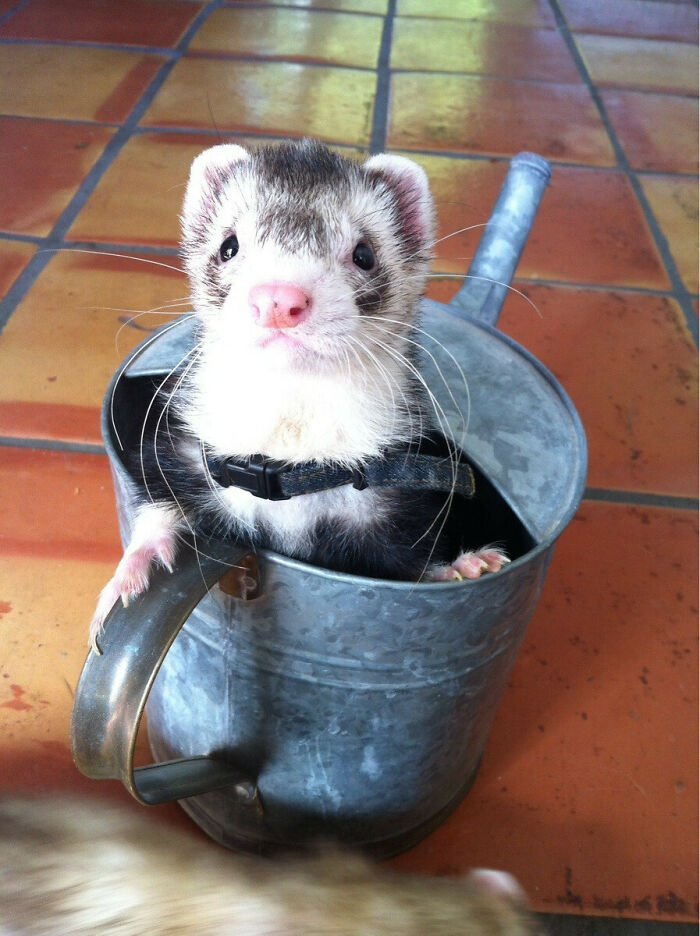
(390, 19, 580, 81)
(575, 34, 699, 95)
(388, 73, 616, 164)
(0, 44, 166, 121)
(189, 7, 384, 67)
(395, 0, 556, 28)
(639, 175, 699, 293)
(0, 0, 697, 927)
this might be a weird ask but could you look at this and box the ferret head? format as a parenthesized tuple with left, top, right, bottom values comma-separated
(180, 139, 434, 373)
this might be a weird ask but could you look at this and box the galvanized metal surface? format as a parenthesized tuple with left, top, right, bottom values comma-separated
(145, 541, 553, 852)
(70, 151, 588, 855)
(451, 151, 551, 327)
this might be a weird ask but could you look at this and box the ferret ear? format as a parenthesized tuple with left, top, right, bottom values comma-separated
(362, 153, 434, 251)
(182, 144, 250, 221)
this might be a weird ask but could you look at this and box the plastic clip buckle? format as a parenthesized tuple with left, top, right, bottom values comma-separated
(220, 455, 292, 501)
(351, 466, 368, 491)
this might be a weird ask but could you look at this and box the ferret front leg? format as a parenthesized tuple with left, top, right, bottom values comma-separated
(427, 548, 511, 582)
(89, 502, 182, 650)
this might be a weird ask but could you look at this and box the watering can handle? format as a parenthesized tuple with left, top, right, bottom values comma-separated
(70, 540, 259, 806)
(449, 151, 551, 327)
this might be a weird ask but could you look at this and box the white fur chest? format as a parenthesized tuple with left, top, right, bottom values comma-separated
(182, 339, 413, 465)
(217, 482, 387, 557)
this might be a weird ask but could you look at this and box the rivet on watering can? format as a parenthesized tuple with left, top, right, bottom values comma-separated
(217, 554, 261, 601)
(235, 781, 257, 801)
(235, 782, 263, 817)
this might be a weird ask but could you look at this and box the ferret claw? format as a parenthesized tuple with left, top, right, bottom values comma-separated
(89, 531, 177, 648)
(428, 548, 510, 582)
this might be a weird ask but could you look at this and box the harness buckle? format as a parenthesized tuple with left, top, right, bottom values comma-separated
(219, 455, 292, 501)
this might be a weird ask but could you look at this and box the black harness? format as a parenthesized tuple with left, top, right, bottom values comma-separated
(204, 436, 475, 502)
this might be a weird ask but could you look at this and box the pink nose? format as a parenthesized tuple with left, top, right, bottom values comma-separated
(249, 282, 311, 330)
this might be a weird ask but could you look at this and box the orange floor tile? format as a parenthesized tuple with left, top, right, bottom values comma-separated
(189, 7, 384, 67)
(0, 241, 35, 299)
(406, 155, 671, 288)
(390, 18, 581, 81)
(0, 251, 185, 443)
(393, 501, 698, 920)
(600, 90, 698, 174)
(574, 34, 698, 95)
(388, 73, 617, 165)
(638, 175, 699, 294)
(558, 0, 698, 43)
(395, 0, 556, 28)
(0, 0, 203, 46)
(0, 44, 166, 121)
(0, 118, 115, 237)
(141, 57, 377, 143)
(0, 0, 697, 932)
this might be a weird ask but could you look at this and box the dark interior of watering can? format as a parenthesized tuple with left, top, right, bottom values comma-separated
(111, 375, 536, 569)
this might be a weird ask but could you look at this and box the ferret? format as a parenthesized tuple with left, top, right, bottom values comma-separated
(91, 139, 508, 644)
(0, 796, 538, 935)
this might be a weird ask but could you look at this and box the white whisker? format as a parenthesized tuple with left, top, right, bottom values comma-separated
(37, 246, 184, 275)
(361, 331, 459, 572)
(431, 221, 488, 246)
(109, 315, 195, 451)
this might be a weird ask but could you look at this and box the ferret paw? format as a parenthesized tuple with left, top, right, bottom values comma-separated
(88, 537, 176, 653)
(427, 548, 510, 582)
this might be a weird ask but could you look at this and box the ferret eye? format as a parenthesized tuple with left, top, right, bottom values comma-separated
(219, 235, 239, 262)
(352, 242, 375, 271)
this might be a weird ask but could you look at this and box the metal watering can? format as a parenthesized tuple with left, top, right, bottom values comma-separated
(71, 152, 586, 857)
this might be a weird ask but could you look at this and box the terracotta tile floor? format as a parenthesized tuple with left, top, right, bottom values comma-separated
(0, 0, 697, 931)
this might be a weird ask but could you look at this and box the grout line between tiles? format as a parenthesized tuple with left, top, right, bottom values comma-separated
(0, 0, 224, 336)
(0, 113, 121, 129)
(220, 0, 386, 17)
(0, 436, 106, 456)
(53, 241, 181, 258)
(0, 0, 33, 28)
(0, 434, 696, 516)
(635, 168, 699, 181)
(382, 146, 694, 177)
(547, 0, 699, 348)
(0, 232, 44, 246)
(130, 126, 372, 151)
(4, 232, 696, 305)
(0, 36, 178, 55)
(369, 0, 395, 153)
(504, 276, 699, 304)
(584, 488, 698, 512)
(537, 913, 699, 936)
(182, 49, 378, 72)
(429, 272, 699, 304)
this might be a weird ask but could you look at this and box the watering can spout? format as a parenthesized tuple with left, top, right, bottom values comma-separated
(450, 151, 552, 327)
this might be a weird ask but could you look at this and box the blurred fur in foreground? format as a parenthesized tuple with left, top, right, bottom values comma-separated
(0, 797, 538, 935)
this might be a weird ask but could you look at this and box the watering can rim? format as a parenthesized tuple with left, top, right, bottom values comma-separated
(103, 305, 587, 588)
